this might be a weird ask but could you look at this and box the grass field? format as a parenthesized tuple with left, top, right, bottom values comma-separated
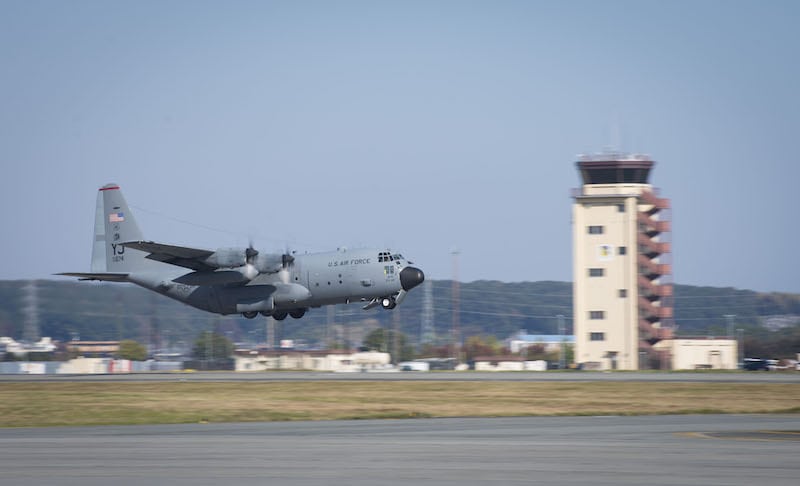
(2, 381, 799, 427)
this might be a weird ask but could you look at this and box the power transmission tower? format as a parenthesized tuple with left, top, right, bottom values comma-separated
(392, 305, 401, 364)
(451, 249, 461, 363)
(420, 279, 435, 347)
(266, 316, 275, 350)
(22, 280, 40, 343)
(326, 305, 335, 349)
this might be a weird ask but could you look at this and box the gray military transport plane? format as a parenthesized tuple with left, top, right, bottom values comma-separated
(59, 183, 425, 320)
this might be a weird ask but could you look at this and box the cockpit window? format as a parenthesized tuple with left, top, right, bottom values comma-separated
(379, 251, 405, 263)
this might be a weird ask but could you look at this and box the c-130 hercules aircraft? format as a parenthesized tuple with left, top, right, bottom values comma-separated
(59, 184, 425, 320)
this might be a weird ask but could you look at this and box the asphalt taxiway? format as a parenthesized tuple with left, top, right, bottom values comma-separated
(2, 414, 798, 485)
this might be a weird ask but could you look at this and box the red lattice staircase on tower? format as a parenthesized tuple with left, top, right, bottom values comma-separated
(637, 189, 674, 347)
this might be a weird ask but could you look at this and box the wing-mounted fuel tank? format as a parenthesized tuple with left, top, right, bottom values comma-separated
(209, 282, 311, 314)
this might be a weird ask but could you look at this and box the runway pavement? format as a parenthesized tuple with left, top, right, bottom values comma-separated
(1, 414, 798, 485)
(1, 370, 799, 383)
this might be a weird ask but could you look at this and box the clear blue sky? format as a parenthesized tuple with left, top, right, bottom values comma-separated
(1, 0, 797, 293)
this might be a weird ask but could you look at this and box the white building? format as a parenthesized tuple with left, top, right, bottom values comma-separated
(572, 152, 673, 370)
(472, 357, 549, 371)
(506, 332, 575, 354)
(0, 336, 56, 357)
(653, 338, 738, 370)
(234, 350, 391, 372)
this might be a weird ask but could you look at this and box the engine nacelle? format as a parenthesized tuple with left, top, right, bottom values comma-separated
(203, 248, 248, 269)
(251, 253, 285, 274)
(199, 248, 287, 276)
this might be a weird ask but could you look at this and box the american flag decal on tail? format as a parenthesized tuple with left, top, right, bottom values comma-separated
(108, 212, 125, 223)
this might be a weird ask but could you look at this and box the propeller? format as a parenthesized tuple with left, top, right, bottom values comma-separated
(278, 246, 294, 284)
(245, 242, 259, 264)
(239, 242, 259, 281)
(282, 252, 294, 266)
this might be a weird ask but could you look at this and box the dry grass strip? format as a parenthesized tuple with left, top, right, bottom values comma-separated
(2, 381, 799, 427)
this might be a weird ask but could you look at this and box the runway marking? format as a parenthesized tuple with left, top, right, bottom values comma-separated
(679, 430, 800, 442)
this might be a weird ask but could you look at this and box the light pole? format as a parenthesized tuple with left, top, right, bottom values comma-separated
(725, 314, 736, 339)
(451, 248, 460, 364)
(557, 314, 566, 369)
(737, 328, 744, 368)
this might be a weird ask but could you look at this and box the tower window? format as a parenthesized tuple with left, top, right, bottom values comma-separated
(617, 204, 625, 213)
(590, 332, 605, 341)
(588, 225, 604, 235)
(589, 311, 605, 320)
(589, 268, 604, 277)
(618, 246, 627, 255)
(619, 289, 628, 298)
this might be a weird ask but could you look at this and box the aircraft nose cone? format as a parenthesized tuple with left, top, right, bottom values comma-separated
(400, 266, 425, 291)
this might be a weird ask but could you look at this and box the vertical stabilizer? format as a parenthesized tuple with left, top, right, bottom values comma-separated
(96, 183, 151, 273)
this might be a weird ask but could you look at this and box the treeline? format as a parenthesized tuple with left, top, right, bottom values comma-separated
(0, 279, 798, 357)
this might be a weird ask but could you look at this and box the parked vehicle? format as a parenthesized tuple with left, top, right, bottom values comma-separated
(743, 358, 769, 371)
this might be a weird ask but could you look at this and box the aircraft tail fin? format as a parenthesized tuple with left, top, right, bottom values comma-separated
(91, 183, 152, 273)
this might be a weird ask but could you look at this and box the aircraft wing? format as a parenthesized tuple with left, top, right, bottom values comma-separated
(121, 240, 215, 271)
(56, 272, 130, 282)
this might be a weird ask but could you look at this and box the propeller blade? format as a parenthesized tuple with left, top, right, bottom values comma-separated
(245, 244, 259, 264)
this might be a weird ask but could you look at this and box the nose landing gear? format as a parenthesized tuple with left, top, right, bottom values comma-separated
(381, 296, 397, 309)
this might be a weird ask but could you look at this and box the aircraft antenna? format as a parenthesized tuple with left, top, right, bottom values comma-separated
(611, 118, 622, 153)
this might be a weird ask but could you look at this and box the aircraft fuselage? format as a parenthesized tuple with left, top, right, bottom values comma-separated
(60, 183, 424, 321)
(127, 247, 420, 316)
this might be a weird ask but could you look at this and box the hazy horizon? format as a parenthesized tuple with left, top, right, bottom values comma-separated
(2, 1, 797, 293)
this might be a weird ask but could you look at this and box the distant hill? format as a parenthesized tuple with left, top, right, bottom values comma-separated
(1, 279, 798, 354)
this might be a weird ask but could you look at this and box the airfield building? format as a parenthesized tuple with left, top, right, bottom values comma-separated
(572, 152, 673, 370)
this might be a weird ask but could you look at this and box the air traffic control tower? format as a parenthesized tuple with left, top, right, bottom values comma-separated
(572, 152, 673, 370)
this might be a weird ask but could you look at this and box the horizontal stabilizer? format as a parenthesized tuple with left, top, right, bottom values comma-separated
(56, 272, 130, 282)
